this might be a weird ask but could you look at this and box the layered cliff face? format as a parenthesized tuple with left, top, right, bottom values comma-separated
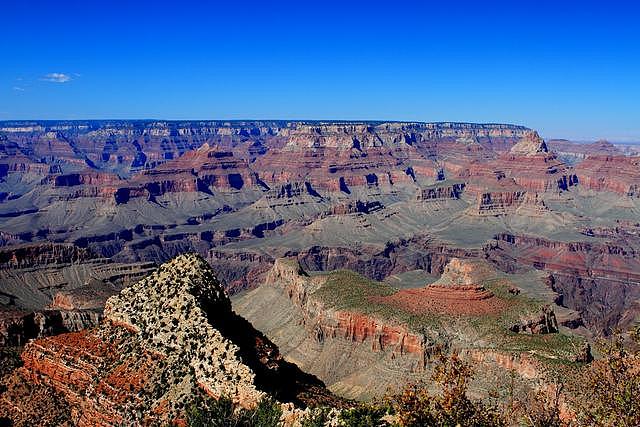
(486, 233, 640, 334)
(234, 259, 438, 398)
(263, 259, 433, 361)
(547, 139, 622, 164)
(116, 145, 257, 203)
(1, 254, 335, 426)
(0, 242, 95, 268)
(417, 182, 466, 201)
(234, 257, 585, 400)
(575, 154, 640, 196)
(0, 242, 158, 346)
(459, 145, 577, 195)
(253, 124, 436, 192)
(2, 119, 640, 341)
(0, 120, 285, 175)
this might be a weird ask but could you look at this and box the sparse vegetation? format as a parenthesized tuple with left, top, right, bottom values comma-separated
(337, 404, 389, 427)
(312, 268, 584, 366)
(387, 351, 505, 427)
(187, 395, 282, 427)
(300, 407, 331, 427)
(571, 331, 640, 427)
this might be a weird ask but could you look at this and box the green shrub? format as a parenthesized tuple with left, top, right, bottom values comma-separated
(238, 398, 282, 427)
(300, 407, 331, 427)
(186, 396, 235, 427)
(338, 404, 389, 427)
(187, 395, 282, 427)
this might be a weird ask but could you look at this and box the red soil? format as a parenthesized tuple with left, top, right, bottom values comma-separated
(372, 284, 507, 316)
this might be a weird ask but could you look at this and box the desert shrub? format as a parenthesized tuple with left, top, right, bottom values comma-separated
(388, 351, 505, 427)
(338, 404, 389, 427)
(519, 384, 563, 427)
(238, 397, 282, 427)
(300, 407, 331, 427)
(186, 395, 235, 427)
(572, 333, 640, 427)
(187, 395, 282, 427)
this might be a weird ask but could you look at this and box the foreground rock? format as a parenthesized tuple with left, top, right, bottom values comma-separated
(0, 254, 337, 426)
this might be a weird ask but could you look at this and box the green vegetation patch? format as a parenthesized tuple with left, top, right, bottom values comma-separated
(310, 268, 584, 366)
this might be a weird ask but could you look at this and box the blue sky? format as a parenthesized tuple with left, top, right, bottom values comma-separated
(2, 0, 639, 140)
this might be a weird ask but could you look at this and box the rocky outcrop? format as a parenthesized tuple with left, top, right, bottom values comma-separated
(417, 182, 466, 201)
(454, 131, 577, 197)
(235, 257, 584, 401)
(473, 188, 527, 215)
(509, 305, 558, 334)
(508, 131, 548, 156)
(3, 254, 335, 426)
(0, 307, 101, 347)
(372, 259, 505, 316)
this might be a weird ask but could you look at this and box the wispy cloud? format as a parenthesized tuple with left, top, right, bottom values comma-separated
(42, 73, 72, 83)
(12, 86, 25, 91)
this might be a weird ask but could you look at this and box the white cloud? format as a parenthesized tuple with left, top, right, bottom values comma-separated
(12, 86, 25, 91)
(42, 73, 72, 83)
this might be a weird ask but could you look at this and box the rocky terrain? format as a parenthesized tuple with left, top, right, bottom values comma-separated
(0, 254, 337, 426)
(1, 120, 639, 422)
(233, 257, 587, 400)
(2, 120, 638, 338)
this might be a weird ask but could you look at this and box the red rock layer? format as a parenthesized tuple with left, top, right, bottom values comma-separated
(371, 284, 505, 316)
(18, 328, 167, 426)
(459, 152, 576, 193)
(251, 123, 448, 191)
(575, 155, 640, 196)
(491, 233, 640, 284)
(315, 310, 427, 355)
(112, 145, 256, 202)
(265, 259, 434, 363)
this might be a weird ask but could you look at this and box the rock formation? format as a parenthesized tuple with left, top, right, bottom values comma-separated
(509, 305, 559, 334)
(372, 258, 504, 316)
(508, 131, 548, 156)
(486, 232, 640, 334)
(0, 254, 335, 426)
(235, 257, 587, 401)
(2, 118, 638, 341)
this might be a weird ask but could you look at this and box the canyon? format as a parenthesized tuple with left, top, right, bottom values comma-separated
(2, 120, 639, 335)
(0, 120, 639, 423)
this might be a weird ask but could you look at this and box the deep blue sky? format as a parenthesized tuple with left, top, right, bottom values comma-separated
(2, 1, 639, 140)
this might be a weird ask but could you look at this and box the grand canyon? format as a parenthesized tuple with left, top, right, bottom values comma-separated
(0, 119, 639, 425)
